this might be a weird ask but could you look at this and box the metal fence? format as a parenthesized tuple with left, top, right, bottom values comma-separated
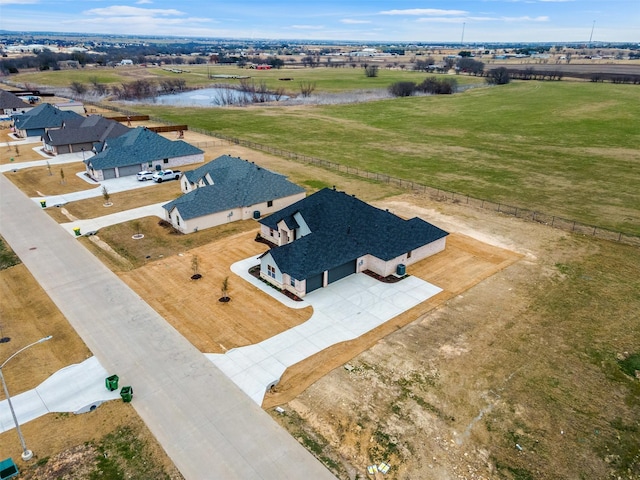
(73, 99, 640, 248)
(188, 129, 640, 247)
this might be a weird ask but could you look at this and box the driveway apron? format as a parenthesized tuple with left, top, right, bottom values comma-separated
(0, 175, 335, 480)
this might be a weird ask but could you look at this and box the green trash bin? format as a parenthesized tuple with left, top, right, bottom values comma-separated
(39, 200, 46, 208)
(73, 227, 81, 237)
(105, 375, 119, 391)
(120, 386, 133, 403)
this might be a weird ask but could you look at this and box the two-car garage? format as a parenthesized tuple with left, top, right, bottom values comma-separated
(305, 259, 357, 295)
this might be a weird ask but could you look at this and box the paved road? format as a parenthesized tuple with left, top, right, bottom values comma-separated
(0, 174, 336, 479)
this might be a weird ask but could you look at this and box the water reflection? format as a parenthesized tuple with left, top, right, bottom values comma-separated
(139, 87, 288, 107)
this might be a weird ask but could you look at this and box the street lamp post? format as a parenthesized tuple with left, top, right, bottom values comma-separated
(0, 335, 52, 461)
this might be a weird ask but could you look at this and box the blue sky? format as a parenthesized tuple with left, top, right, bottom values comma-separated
(0, 0, 638, 43)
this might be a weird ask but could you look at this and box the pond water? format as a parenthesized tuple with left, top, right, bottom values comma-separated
(143, 87, 288, 107)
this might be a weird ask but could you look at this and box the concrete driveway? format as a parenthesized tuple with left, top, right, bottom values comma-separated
(208, 257, 442, 405)
(0, 357, 122, 433)
(0, 175, 337, 479)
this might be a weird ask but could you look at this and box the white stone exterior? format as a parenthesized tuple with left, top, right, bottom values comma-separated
(168, 191, 306, 234)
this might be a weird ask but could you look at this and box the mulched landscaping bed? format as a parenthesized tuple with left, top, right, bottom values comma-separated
(363, 269, 407, 283)
(248, 265, 303, 302)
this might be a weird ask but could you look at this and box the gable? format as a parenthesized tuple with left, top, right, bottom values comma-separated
(87, 127, 203, 170)
(162, 171, 304, 220)
(261, 188, 449, 279)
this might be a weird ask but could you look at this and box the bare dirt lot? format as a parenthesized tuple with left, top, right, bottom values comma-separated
(1, 127, 638, 479)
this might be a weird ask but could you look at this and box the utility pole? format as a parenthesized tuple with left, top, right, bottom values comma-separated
(589, 20, 596, 48)
(461, 22, 466, 45)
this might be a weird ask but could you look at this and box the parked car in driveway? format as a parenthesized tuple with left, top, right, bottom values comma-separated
(152, 169, 182, 183)
(136, 170, 155, 181)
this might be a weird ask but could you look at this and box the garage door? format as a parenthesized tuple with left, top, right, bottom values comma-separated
(119, 164, 142, 177)
(328, 259, 356, 284)
(102, 168, 116, 179)
(305, 273, 323, 294)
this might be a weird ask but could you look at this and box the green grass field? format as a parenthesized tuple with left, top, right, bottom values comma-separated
(12, 64, 482, 92)
(127, 80, 640, 235)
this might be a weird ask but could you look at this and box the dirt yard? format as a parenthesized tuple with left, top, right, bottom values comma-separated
(2, 123, 637, 479)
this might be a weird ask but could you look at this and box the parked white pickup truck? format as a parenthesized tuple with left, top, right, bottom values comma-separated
(152, 169, 182, 183)
(136, 170, 155, 181)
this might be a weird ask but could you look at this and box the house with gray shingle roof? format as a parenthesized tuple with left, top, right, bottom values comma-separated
(257, 187, 448, 297)
(84, 126, 204, 181)
(0, 90, 33, 118)
(12, 102, 81, 138)
(162, 155, 305, 234)
(43, 115, 130, 155)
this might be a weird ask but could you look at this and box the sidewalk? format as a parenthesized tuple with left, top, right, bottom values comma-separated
(60, 202, 168, 236)
(0, 357, 122, 434)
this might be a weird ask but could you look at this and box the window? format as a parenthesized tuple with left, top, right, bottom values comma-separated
(176, 215, 180, 226)
(267, 200, 273, 207)
(163, 158, 169, 164)
(148, 162, 153, 168)
(290, 277, 295, 286)
(267, 265, 276, 279)
(407, 250, 412, 259)
(269, 228, 274, 237)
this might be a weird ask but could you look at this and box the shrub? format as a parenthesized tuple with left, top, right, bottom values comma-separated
(388, 81, 416, 97)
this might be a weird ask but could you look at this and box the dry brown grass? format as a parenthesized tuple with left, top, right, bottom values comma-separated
(0, 263, 180, 477)
(4, 165, 96, 197)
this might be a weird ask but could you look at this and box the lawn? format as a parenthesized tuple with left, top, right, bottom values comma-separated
(11, 64, 482, 93)
(129, 80, 640, 235)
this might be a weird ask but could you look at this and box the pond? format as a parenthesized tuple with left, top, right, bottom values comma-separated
(140, 87, 289, 107)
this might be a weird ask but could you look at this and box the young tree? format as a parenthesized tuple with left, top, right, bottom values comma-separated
(102, 186, 111, 205)
(220, 276, 230, 301)
(46, 161, 52, 176)
(59, 168, 65, 185)
(364, 65, 379, 77)
(299, 81, 316, 98)
(192, 256, 199, 276)
(486, 67, 511, 85)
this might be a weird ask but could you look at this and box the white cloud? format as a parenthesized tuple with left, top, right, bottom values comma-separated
(290, 25, 325, 30)
(502, 16, 549, 21)
(340, 19, 371, 24)
(83, 6, 184, 17)
(136, 0, 153, 4)
(379, 8, 468, 16)
(0, 0, 38, 4)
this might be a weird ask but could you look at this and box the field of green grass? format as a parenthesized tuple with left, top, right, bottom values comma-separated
(127, 80, 640, 235)
(11, 64, 482, 93)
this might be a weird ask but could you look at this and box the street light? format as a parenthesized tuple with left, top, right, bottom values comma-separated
(0, 335, 52, 461)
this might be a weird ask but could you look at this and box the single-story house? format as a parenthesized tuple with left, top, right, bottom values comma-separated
(11, 103, 81, 138)
(258, 187, 449, 297)
(55, 100, 86, 114)
(0, 90, 33, 118)
(43, 115, 130, 155)
(84, 126, 204, 181)
(162, 155, 306, 234)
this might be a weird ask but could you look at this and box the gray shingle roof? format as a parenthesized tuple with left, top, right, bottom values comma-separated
(260, 188, 449, 280)
(86, 127, 203, 170)
(45, 115, 129, 146)
(163, 157, 304, 219)
(0, 90, 31, 109)
(12, 103, 81, 131)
